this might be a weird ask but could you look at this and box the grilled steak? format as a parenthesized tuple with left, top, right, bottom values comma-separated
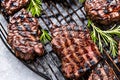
(1, 0, 29, 15)
(51, 24, 101, 79)
(7, 9, 44, 60)
(88, 62, 117, 80)
(85, 0, 120, 25)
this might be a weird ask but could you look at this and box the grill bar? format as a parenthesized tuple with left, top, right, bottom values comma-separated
(0, 0, 120, 80)
(104, 57, 120, 80)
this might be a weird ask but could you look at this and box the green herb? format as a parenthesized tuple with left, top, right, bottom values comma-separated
(27, 0, 42, 16)
(79, 0, 85, 3)
(40, 29, 51, 44)
(88, 20, 120, 57)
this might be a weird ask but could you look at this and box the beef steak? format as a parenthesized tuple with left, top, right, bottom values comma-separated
(51, 24, 101, 79)
(7, 9, 44, 60)
(85, 0, 120, 25)
(88, 62, 117, 80)
(1, 0, 29, 15)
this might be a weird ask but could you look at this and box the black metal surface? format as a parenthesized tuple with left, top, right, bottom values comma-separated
(0, 0, 120, 80)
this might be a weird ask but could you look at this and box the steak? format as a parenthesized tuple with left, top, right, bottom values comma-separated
(51, 24, 101, 79)
(1, 0, 29, 15)
(85, 0, 120, 25)
(7, 9, 44, 60)
(88, 62, 117, 80)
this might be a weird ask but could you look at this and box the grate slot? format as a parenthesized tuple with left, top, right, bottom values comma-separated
(43, 2, 62, 25)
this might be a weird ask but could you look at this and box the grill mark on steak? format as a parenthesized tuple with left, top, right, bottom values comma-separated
(51, 24, 101, 79)
(85, 0, 120, 25)
(7, 9, 44, 60)
(1, 0, 29, 15)
(88, 62, 117, 80)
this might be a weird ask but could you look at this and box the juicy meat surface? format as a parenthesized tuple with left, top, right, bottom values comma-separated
(88, 62, 117, 80)
(7, 9, 44, 60)
(85, 0, 120, 25)
(51, 24, 101, 79)
(1, 0, 29, 15)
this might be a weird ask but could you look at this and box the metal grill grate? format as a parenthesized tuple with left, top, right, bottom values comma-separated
(0, 0, 120, 80)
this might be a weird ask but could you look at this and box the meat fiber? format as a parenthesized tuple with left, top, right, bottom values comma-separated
(85, 0, 120, 25)
(1, 0, 29, 15)
(51, 24, 101, 79)
(7, 9, 44, 60)
(88, 62, 117, 80)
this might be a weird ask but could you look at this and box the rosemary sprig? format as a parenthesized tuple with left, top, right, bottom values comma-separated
(103, 26, 120, 35)
(88, 20, 119, 57)
(27, 0, 42, 16)
(40, 30, 51, 44)
(79, 0, 85, 3)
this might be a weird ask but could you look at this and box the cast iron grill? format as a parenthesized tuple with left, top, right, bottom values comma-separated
(0, 0, 120, 80)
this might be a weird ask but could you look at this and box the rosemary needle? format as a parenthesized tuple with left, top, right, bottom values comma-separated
(79, 0, 85, 3)
(88, 20, 119, 57)
(40, 30, 51, 44)
(27, 0, 42, 16)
